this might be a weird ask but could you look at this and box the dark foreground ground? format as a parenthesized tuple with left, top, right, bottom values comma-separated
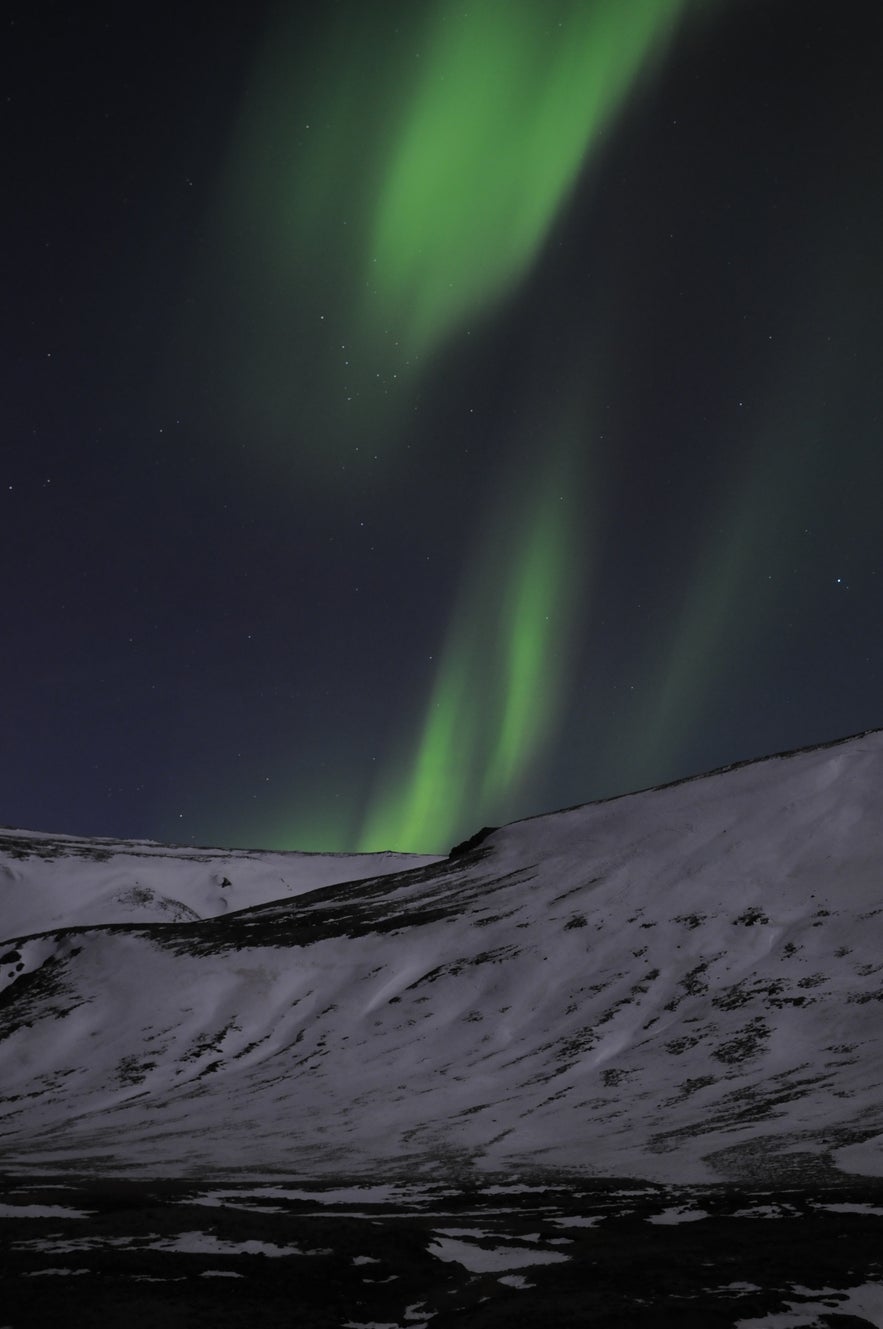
(2, 1171, 882, 1328)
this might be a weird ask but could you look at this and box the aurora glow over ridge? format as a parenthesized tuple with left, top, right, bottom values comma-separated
(363, 0, 690, 358)
(360, 423, 587, 852)
(207, 0, 694, 850)
(5, 0, 882, 854)
(208, 0, 694, 441)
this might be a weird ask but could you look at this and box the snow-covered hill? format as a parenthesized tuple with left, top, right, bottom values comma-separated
(0, 828, 439, 937)
(2, 730, 882, 1184)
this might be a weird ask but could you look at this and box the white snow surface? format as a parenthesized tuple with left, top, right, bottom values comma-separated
(428, 1237, 569, 1272)
(647, 1207, 710, 1225)
(0, 1203, 93, 1218)
(14, 1231, 317, 1257)
(2, 729, 883, 1183)
(735, 1282, 883, 1327)
(22, 1267, 91, 1277)
(0, 827, 439, 939)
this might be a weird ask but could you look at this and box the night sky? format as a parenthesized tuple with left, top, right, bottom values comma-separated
(5, 0, 882, 854)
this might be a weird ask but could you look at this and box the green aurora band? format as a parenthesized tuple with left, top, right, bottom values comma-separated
(359, 437, 586, 852)
(353, 0, 692, 849)
(363, 0, 693, 359)
(217, 0, 694, 415)
(213, 0, 704, 850)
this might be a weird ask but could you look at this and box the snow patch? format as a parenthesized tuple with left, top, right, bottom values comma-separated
(735, 1282, 883, 1326)
(0, 1203, 94, 1218)
(429, 1237, 570, 1272)
(647, 1207, 710, 1225)
(22, 1267, 90, 1277)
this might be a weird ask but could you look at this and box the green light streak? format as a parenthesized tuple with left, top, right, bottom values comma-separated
(209, 0, 693, 447)
(362, 646, 474, 854)
(364, 0, 690, 357)
(482, 486, 574, 803)
(198, 1, 708, 849)
(359, 431, 586, 853)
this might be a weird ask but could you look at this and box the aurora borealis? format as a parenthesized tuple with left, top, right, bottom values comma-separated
(5, 0, 883, 853)
(364, 0, 689, 358)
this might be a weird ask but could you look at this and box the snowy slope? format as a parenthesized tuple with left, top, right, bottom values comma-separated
(0, 828, 440, 938)
(1, 730, 882, 1184)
